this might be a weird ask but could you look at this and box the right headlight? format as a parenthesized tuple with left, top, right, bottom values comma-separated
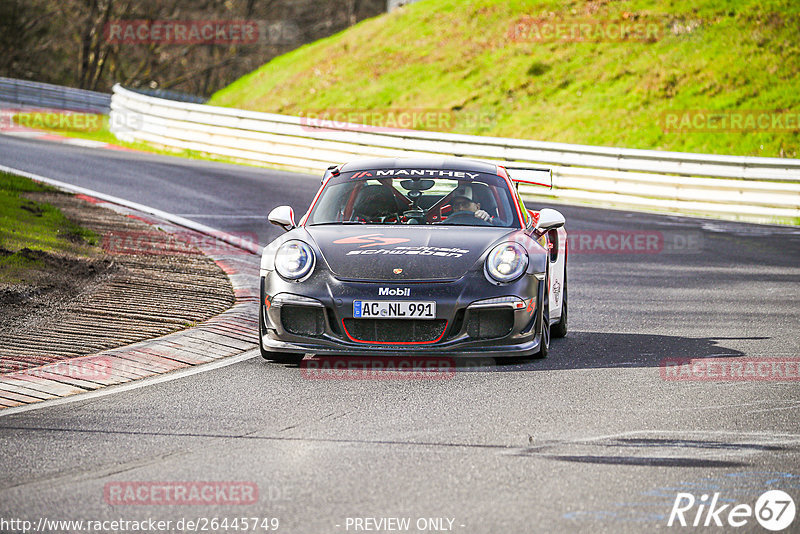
(274, 240, 315, 280)
(485, 242, 528, 283)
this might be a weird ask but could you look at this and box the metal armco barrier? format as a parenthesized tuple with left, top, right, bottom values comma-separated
(108, 83, 800, 224)
(0, 77, 111, 113)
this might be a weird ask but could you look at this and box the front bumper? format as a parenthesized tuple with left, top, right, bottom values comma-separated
(260, 270, 545, 358)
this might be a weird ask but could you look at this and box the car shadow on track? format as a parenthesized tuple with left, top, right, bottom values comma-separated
(273, 332, 761, 375)
(463, 331, 758, 372)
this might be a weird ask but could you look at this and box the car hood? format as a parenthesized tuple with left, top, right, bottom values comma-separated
(306, 225, 516, 281)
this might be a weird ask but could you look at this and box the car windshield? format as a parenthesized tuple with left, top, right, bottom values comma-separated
(306, 171, 521, 228)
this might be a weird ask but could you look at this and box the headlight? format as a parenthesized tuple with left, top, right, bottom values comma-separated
(274, 240, 315, 280)
(485, 242, 528, 283)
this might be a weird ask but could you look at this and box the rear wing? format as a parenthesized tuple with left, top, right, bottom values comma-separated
(503, 166, 553, 190)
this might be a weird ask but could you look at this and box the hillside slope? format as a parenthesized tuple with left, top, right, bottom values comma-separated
(210, 0, 800, 158)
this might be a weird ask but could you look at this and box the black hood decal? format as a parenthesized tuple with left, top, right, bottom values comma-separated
(307, 226, 516, 281)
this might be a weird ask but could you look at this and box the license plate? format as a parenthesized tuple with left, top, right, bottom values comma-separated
(353, 300, 436, 319)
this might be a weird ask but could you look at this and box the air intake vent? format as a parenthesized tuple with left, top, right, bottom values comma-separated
(281, 306, 325, 337)
(343, 319, 447, 344)
(466, 309, 514, 340)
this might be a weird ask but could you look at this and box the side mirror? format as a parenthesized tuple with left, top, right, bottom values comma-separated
(268, 206, 296, 232)
(536, 208, 565, 231)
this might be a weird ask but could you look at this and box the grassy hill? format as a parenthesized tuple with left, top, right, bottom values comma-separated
(210, 0, 800, 158)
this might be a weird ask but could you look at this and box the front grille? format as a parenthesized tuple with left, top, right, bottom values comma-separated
(343, 319, 447, 344)
(465, 309, 514, 340)
(281, 305, 325, 337)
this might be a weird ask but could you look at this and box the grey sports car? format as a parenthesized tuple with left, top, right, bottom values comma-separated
(259, 157, 567, 363)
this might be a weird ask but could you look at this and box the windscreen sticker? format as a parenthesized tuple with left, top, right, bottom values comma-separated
(350, 170, 480, 179)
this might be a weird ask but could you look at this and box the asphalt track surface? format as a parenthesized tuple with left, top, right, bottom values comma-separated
(1, 135, 799, 533)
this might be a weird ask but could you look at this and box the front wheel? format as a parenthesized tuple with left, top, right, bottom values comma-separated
(534, 276, 550, 359)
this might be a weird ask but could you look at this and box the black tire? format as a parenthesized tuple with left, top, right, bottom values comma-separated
(551, 267, 567, 339)
(534, 275, 550, 359)
(259, 303, 304, 364)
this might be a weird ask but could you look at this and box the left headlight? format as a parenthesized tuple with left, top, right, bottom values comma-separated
(485, 242, 528, 283)
(274, 240, 315, 280)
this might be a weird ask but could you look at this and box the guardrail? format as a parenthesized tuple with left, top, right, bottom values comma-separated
(0, 77, 111, 113)
(109, 84, 800, 224)
(125, 87, 208, 105)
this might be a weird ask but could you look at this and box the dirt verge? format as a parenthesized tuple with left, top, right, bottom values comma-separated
(0, 191, 235, 373)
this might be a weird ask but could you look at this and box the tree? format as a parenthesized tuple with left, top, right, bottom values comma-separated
(2, 0, 387, 96)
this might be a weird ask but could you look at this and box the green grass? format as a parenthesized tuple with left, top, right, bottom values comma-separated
(0, 173, 97, 283)
(16, 113, 159, 152)
(209, 0, 800, 158)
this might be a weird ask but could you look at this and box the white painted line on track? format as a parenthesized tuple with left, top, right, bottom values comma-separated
(0, 131, 43, 138)
(0, 350, 259, 418)
(61, 138, 110, 148)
